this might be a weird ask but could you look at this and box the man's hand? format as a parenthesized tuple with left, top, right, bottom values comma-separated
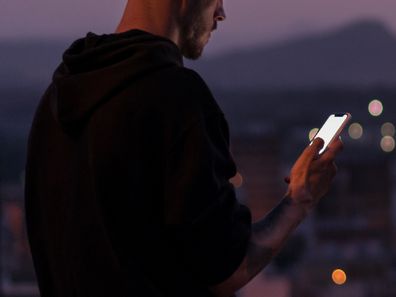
(285, 137, 343, 213)
(210, 137, 344, 297)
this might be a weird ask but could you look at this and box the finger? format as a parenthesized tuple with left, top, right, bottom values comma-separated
(320, 161, 337, 180)
(310, 137, 325, 154)
(299, 137, 324, 165)
(330, 161, 338, 179)
(328, 137, 343, 152)
(321, 138, 344, 162)
(292, 138, 324, 177)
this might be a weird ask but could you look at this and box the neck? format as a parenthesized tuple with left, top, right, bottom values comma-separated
(115, 0, 182, 47)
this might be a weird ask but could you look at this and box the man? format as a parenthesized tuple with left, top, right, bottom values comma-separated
(25, 0, 342, 297)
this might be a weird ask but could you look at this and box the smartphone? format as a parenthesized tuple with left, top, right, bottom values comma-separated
(311, 113, 352, 154)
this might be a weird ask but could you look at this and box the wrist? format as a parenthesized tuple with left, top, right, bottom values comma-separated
(251, 196, 308, 249)
(282, 195, 310, 220)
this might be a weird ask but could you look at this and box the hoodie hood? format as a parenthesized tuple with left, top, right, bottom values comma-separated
(50, 29, 183, 133)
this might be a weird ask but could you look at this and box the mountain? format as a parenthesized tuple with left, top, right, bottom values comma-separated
(1, 20, 396, 91)
(188, 20, 396, 89)
(0, 39, 71, 89)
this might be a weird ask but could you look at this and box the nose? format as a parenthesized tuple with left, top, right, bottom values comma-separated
(214, 0, 226, 22)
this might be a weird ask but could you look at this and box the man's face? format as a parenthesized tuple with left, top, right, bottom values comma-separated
(179, 0, 226, 60)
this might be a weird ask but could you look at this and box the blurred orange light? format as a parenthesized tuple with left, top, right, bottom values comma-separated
(332, 269, 347, 285)
(368, 99, 383, 117)
(380, 136, 395, 153)
(309, 128, 319, 141)
(348, 123, 363, 139)
(381, 122, 395, 137)
(230, 172, 243, 188)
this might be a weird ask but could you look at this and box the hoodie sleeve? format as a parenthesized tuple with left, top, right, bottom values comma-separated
(164, 108, 252, 286)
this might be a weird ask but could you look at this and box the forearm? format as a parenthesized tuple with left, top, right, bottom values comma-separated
(210, 196, 308, 297)
(211, 137, 342, 297)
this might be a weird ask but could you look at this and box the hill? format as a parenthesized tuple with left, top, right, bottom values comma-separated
(189, 20, 396, 89)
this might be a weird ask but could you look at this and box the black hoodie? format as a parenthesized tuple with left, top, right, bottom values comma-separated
(25, 29, 251, 297)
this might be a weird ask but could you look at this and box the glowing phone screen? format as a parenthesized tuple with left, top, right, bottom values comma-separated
(313, 114, 349, 154)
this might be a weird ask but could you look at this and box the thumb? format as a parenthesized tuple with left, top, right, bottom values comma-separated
(310, 137, 324, 154)
(302, 137, 324, 163)
(292, 137, 324, 174)
(308, 137, 325, 161)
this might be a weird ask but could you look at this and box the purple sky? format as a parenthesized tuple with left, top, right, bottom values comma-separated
(2, 0, 396, 54)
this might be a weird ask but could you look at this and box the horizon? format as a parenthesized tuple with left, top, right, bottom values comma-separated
(2, 17, 396, 90)
(1, 18, 394, 58)
(2, 0, 396, 55)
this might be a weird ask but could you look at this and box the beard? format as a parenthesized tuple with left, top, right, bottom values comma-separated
(179, 1, 213, 60)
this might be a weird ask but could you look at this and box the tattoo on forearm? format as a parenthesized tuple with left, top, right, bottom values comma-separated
(252, 197, 293, 234)
(246, 197, 297, 276)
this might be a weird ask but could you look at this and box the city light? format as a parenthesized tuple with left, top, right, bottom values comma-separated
(309, 128, 319, 141)
(230, 172, 244, 188)
(368, 99, 383, 117)
(348, 123, 363, 139)
(380, 136, 395, 153)
(332, 269, 347, 285)
(381, 122, 395, 137)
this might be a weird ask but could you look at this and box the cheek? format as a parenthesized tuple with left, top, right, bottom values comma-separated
(203, 11, 216, 30)
(202, 3, 217, 24)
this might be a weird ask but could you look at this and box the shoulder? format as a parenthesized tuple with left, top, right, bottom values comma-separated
(171, 67, 212, 95)
(150, 66, 223, 116)
(155, 66, 210, 91)
(132, 66, 224, 131)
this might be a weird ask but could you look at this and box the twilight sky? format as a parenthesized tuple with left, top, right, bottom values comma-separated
(2, 0, 396, 54)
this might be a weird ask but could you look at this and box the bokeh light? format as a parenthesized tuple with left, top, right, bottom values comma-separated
(368, 99, 383, 117)
(230, 172, 244, 188)
(309, 128, 319, 141)
(348, 123, 363, 139)
(381, 122, 395, 137)
(380, 136, 395, 153)
(332, 269, 347, 285)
